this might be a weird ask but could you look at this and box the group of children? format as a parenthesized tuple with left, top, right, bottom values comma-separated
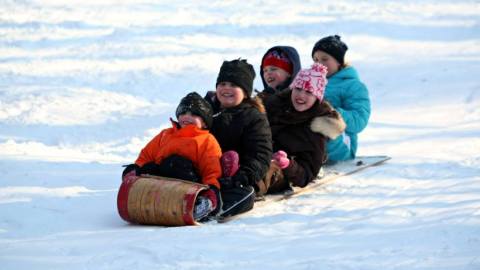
(122, 35, 371, 220)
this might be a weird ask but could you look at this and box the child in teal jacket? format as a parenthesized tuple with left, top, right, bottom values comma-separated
(310, 35, 371, 162)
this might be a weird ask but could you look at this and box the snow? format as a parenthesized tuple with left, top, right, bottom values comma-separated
(1, 0, 479, 269)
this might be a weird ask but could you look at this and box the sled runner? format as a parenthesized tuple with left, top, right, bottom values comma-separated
(217, 155, 391, 223)
(265, 155, 390, 201)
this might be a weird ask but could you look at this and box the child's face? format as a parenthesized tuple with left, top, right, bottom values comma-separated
(291, 88, 317, 112)
(263, 65, 291, 89)
(312, 50, 340, 77)
(216, 81, 245, 108)
(177, 112, 205, 129)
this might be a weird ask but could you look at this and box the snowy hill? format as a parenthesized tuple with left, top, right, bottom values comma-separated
(1, 1, 479, 269)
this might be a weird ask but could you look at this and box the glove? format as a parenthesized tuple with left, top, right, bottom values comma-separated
(272, 150, 290, 169)
(122, 164, 140, 182)
(221, 150, 240, 177)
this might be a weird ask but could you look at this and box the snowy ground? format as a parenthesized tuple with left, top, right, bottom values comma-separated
(1, 1, 479, 269)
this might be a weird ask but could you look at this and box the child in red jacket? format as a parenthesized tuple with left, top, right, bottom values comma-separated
(122, 92, 223, 220)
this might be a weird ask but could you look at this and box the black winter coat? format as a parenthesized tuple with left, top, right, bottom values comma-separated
(205, 92, 273, 188)
(265, 89, 345, 187)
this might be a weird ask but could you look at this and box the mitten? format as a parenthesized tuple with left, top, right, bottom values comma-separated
(221, 150, 239, 177)
(122, 163, 140, 182)
(272, 150, 290, 169)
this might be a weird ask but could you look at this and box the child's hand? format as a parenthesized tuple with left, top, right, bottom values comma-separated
(122, 163, 139, 182)
(221, 150, 239, 177)
(272, 150, 290, 169)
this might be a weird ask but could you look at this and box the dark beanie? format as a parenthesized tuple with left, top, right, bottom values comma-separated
(311, 35, 348, 65)
(216, 59, 256, 97)
(176, 92, 213, 129)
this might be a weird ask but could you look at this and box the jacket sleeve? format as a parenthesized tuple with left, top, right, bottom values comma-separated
(282, 159, 309, 188)
(134, 130, 166, 167)
(197, 134, 223, 189)
(235, 110, 273, 186)
(338, 82, 371, 134)
(282, 134, 325, 188)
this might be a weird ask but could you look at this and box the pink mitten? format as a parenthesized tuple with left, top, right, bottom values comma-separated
(272, 150, 290, 169)
(221, 150, 240, 177)
(122, 170, 137, 183)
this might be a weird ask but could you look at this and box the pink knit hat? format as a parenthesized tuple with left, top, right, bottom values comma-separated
(289, 63, 328, 100)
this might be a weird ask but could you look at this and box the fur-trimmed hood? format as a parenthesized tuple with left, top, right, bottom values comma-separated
(309, 103, 346, 139)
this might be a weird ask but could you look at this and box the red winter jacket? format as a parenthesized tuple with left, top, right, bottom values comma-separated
(135, 121, 222, 189)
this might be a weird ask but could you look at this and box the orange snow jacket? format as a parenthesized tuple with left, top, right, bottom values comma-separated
(135, 121, 222, 189)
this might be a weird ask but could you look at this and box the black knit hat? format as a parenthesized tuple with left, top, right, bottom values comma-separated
(216, 59, 256, 97)
(176, 92, 213, 129)
(311, 35, 348, 65)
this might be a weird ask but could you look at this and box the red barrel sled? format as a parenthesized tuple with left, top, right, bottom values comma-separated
(117, 174, 208, 226)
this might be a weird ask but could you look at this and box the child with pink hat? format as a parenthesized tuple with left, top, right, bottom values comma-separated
(262, 63, 346, 192)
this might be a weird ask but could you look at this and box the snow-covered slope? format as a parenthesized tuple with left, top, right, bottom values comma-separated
(1, 1, 479, 269)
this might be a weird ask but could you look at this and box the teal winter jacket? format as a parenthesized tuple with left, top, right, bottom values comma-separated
(323, 66, 370, 161)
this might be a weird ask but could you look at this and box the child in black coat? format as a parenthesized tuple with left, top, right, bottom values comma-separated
(205, 59, 273, 217)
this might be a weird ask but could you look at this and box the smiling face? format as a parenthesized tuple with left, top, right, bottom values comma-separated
(177, 112, 205, 129)
(262, 65, 291, 89)
(312, 50, 340, 77)
(290, 87, 317, 112)
(216, 81, 245, 108)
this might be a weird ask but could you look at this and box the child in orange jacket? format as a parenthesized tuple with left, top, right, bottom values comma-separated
(122, 92, 223, 220)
